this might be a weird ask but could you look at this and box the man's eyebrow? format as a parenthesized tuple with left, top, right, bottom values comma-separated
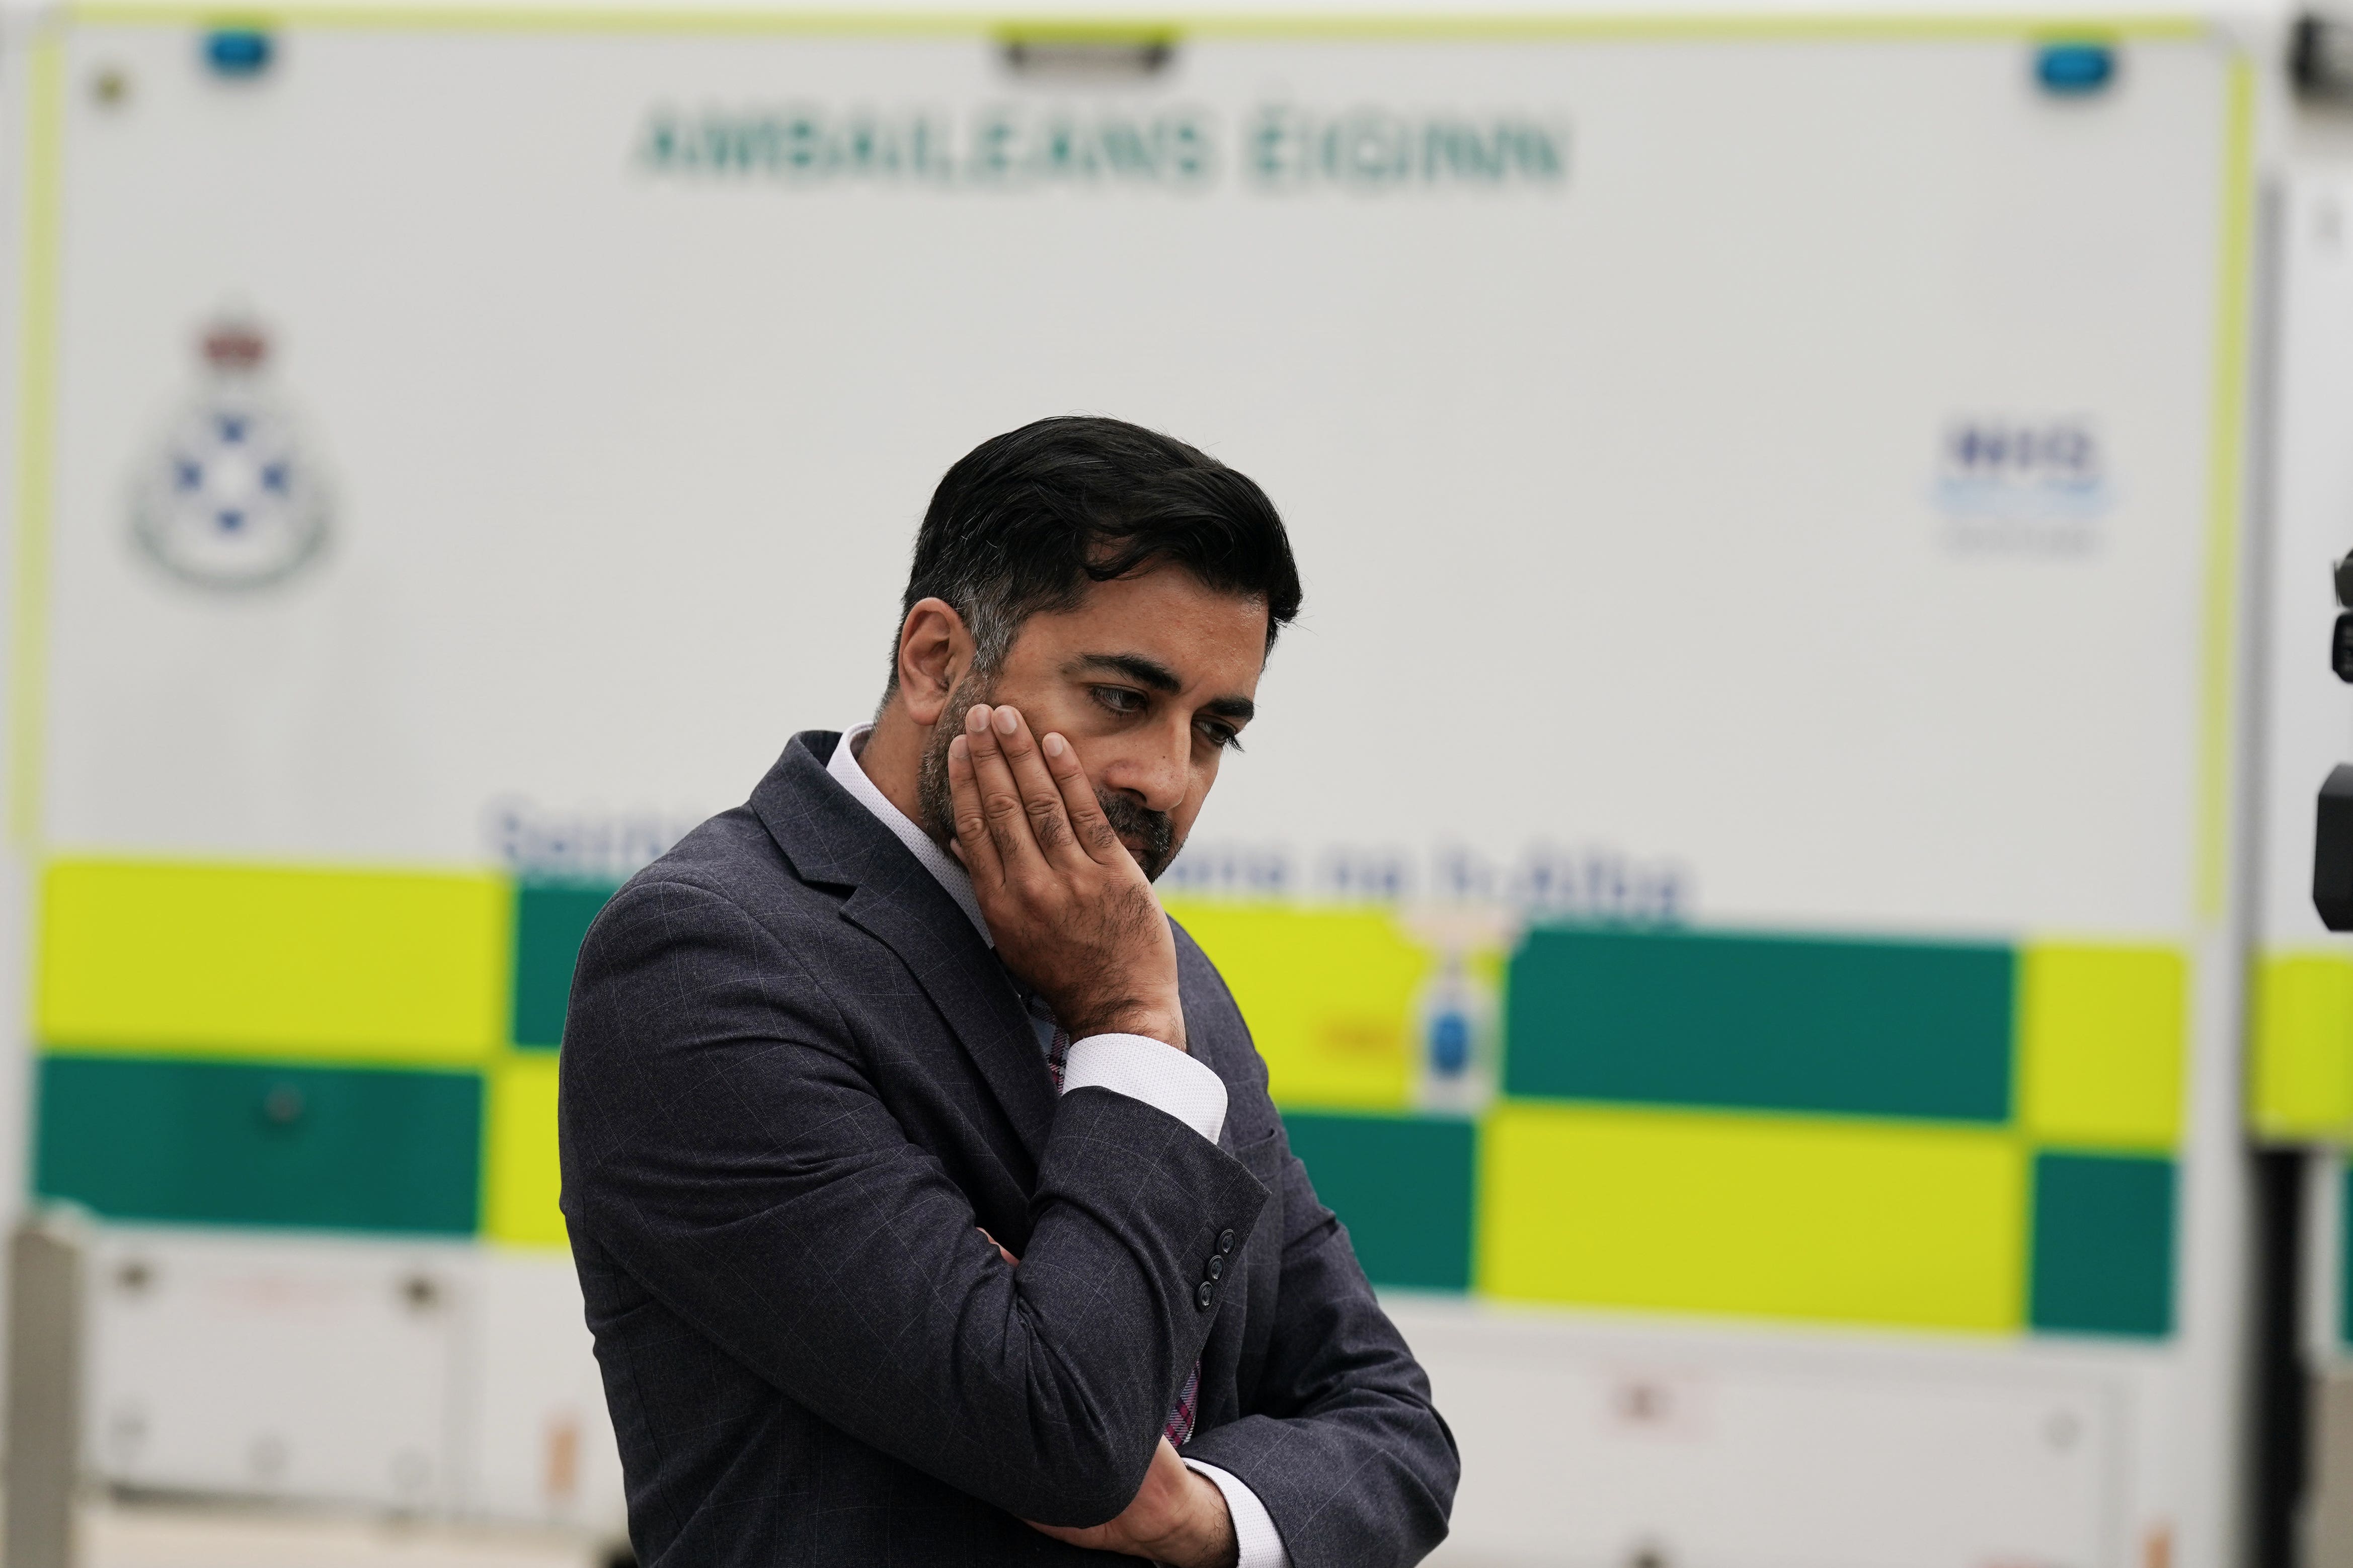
(1069, 652, 1256, 724)
(1201, 696, 1257, 724)
(1069, 652, 1182, 694)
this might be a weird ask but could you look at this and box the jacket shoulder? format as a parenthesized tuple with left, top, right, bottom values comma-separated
(577, 805, 838, 967)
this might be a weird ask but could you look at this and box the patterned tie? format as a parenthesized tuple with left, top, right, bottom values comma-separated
(1033, 995, 1200, 1448)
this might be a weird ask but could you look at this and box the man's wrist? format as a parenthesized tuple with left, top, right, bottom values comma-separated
(1182, 1461, 1287, 1568)
(1070, 1002, 1186, 1051)
(1171, 1464, 1238, 1568)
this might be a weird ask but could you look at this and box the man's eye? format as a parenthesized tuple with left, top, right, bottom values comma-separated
(1198, 723, 1243, 753)
(1092, 687, 1144, 716)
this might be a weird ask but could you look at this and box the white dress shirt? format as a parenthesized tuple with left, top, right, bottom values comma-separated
(827, 726, 1291, 1568)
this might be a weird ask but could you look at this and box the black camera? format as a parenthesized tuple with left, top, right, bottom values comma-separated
(2315, 552, 2353, 929)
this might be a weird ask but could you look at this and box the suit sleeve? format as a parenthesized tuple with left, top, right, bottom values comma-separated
(1176, 1104, 1460, 1567)
(557, 875, 1270, 1527)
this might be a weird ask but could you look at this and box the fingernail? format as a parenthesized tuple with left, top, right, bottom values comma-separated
(1042, 733, 1065, 758)
(950, 735, 968, 760)
(965, 705, 989, 732)
(993, 708, 1018, 736)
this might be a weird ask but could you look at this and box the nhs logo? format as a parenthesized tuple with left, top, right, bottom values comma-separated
(1933, 416, 2112, 552)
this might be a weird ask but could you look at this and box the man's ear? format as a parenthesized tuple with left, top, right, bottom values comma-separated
(896, 598, 971, 727)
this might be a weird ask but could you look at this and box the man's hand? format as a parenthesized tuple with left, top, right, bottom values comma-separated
(1026, 1439, 1238, 1568)
(948, 704, 1185, 1048)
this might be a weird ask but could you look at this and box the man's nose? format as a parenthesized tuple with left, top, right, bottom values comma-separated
(1105, 726, 1189, 815)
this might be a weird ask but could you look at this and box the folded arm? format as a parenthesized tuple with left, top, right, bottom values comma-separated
(1178, 1135, 1461, 1568)
(560, 875, 1269, 1527)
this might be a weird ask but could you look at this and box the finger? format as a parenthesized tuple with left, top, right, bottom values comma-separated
(946, 731, 1005, 889)
(965, 705, 1052, 877)
(1040, 730, 1128, 866)
(977, 1226, 1019, 1266)
(992, 708, 1086, 868)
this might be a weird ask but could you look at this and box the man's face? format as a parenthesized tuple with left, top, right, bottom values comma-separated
(917, 566, 1269, 880)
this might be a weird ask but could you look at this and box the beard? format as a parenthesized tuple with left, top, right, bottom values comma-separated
(917, 677, 1181, 882)
(1099, 789, 1180, 882)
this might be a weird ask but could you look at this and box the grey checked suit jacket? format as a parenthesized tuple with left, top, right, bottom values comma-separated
(559, 731, 1459, 1567)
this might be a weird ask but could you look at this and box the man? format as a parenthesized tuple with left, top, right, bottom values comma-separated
(560, 417, 1458, 1568)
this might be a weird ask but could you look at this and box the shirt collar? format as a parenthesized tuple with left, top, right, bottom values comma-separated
(827, 724, 993, 947)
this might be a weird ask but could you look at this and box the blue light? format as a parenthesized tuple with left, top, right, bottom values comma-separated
(1430, 1011, 1470, 1077)
(2036, 42, 2116, 96)
(203, 29, 274, 78)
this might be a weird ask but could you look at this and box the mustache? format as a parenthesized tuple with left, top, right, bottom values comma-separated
(1100, 791, 1177, 880)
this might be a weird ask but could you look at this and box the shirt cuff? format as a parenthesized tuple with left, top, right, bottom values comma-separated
(1059, 1033, 1227, 1144)
(1183, 1460, 1290, 1568)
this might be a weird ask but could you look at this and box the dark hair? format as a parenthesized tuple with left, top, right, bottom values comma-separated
(891, 416, 1302, 689)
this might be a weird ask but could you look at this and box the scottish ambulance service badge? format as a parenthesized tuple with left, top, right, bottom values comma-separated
(133, 318, 330, 590)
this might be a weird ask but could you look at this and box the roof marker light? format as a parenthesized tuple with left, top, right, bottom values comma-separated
(2036, 42, 2117, 96)
(202, 28, 273, 79)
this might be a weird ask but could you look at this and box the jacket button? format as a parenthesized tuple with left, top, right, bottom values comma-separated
(1216, 1229, 1236, 1256)
(1206, 1255, 1224, 1281)
(1196, 1280, 1216, 1310)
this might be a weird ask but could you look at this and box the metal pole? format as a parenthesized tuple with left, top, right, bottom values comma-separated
(5, 1211, 83, 1568)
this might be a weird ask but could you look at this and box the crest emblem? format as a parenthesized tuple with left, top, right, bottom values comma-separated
(133, 319, 329, 589)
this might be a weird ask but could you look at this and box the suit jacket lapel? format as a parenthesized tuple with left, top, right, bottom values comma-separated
(749, 731, 1057, 1163)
